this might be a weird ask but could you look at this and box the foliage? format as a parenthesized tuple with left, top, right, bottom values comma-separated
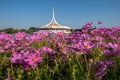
(0, 27, 39, 34)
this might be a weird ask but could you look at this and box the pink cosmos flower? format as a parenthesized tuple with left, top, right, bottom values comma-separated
(0, 32, 12, 41)
(24, 53, 42, 67)
(95, 36, 103, 41)
(5, 78, 12, 80)
(98, 21, 102, 25)
(40, 32, 49, 37)
(41, 47, 53, 53)
(56, 32, 64, 37)
(80, 41, 94, 50)
(41, 47, 55, 55)
(82, 22, 93, 33)
(0, 47, 4, 53)
(94, 60, 114, 79)
(108, 42, 118, 49)
(30, 34, 40, 41)
(83, 42, 91, 49)
(104, 42, 119, 56)
(85, 22, 93, 27)
(11, 53, 23, 63)
(4, 43, 11, 49)
(15, 32, 27, 39)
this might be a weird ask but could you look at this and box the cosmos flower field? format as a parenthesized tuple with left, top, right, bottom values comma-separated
(0, 22, 120, 80)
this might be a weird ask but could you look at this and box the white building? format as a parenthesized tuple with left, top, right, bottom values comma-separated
(36, 8, 71, 33)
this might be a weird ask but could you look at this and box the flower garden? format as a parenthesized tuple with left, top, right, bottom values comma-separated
(0, 22, 120, 80)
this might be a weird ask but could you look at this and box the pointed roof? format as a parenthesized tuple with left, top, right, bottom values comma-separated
(46, 8, 60, 26)
(40, 8, 71, 29)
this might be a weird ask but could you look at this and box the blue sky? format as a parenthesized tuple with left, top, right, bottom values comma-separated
(0, 0, 120, 29)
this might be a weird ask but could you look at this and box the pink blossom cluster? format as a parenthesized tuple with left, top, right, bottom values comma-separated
(0, 22, 120, 79)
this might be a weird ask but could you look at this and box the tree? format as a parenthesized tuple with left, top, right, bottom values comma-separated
(3, 28, 14, 33)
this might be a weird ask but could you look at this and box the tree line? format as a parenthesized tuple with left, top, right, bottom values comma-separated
(0, 27, 39, 33)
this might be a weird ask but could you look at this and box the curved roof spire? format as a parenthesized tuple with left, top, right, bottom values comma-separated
(52, 8, 55, 20)
(46, 8, 60, 26)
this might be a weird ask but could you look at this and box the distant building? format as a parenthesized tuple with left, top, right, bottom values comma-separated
(36, 8, 71, 33)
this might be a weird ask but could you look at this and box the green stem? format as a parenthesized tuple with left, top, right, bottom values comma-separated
(72, 65, 77, 80)
(84, 54, 88, 70)
(36, 67, 41, 79)
(32, 66, 40, 79)
(76, 55, 84, 72)
(10, 60, 14, 77)
(7, 68, 10, 80)
(86, 64, 91, 80)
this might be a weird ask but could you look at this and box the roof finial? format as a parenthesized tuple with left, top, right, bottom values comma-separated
(51, 8, 58, 24)
(46, 8, 60, 26)
(52, 8, 55, 20)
